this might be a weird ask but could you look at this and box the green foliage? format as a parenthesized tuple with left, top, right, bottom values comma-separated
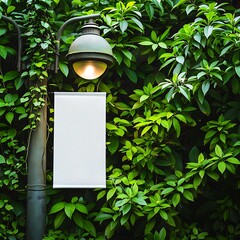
(1, 0, 240, 239)
(0, 195, 25, 239)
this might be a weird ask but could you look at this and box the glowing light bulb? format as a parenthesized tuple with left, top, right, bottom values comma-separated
(73, 60, 107, 80)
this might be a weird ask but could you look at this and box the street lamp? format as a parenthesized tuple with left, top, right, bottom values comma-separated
(1, 13, 113, 240)
(67, 19, 113, 79)
(55, 14, 113, 80)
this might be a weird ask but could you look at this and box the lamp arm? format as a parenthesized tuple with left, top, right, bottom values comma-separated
(1, 15, 22, 72)
(55, 13, 100, 74)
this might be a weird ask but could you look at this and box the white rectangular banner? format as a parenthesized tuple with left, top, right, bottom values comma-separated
(53, 92, 106, 188)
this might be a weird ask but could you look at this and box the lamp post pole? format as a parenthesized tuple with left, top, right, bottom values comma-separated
(26, 91, 47, 240)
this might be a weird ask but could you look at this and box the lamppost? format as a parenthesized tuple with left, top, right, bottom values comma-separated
(1, 13, 113, 240)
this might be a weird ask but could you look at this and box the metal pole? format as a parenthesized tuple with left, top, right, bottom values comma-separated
(26, 95, 47, 240)
(1, 16, 22, 72)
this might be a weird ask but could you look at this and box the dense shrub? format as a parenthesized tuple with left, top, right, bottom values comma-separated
(0, 0, 240, 239)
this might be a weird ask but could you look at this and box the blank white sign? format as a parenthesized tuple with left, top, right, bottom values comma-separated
(53, 92, 106, 188)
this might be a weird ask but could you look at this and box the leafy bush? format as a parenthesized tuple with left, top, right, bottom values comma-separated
(1, 0, 240, 239)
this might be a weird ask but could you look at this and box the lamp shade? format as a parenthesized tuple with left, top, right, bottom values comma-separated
(66, 21, 113, 80)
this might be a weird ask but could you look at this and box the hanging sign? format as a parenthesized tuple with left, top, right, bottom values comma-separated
(53, 92, 106, 188)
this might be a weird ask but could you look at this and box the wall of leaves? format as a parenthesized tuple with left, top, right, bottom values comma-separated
(0, 0, 240, 239)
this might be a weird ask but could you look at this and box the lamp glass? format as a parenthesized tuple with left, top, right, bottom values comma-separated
(73, 60, 107, 80)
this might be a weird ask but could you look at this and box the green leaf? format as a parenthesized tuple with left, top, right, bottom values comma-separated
(218, 162, 226, 174)
(126, 150, 133, 160)
(172, 193, 180, 207)
(161, 120, 170, 130)
(5, 204, 13, 211)
(186, 4, 196, 15)
(159, 227, 167, 239)
(226, 157, 240, 164)
(97, 190, 106, 201)
(8, 128, 16, 139)
(202, 80, 210, 96)
(105, 222, 117, 239)
(7, 5, 15, 13)
(183, 190, 194, 201)
(193, 175, 202, 189)
(41, 43, 48, 49)
(124, 67, 138, 83)
(6, 112, 14, 124)
(86, 83, 95, 92)
(5, 93, 18, 103)
(94, 213, 112, 222)
(75, 203, 88, 214)
(161, 187, 174, 195)
(141, 125, 152, 136)
(215, 145, 223, 157)
(175, 114, 187, 123)
(101, 207, 114, 214)
(207, 172, 219, 181)
(0, 154, 5, 164)
(159, 210, 168, 220)
(71, 196, 78, 204)
(158, 42, 167, 49)
(120, 214, 129, 225)
(205, 130, 216, 139)
(166, 88, 174, 102)
(122, 49, 132, 60)
(54, 211, 66, 229)
(14, 77, 24, 90)
(166, 214, 176, 227)
(145, 3, 154, 20)
(145, 219, 156, 234)
(132, 197, 147, 205)
(176, 56, 184, 65)
(16, 146, 26, 153)
(179, 86, 190, 101)
(235, 66, 240, 78)
(226, 163, 235, 174)
(131, 17, 144, 31)
(122, 204, 131, 215)
(220, 44, 233, 56)
(83, 220, 96, 237)
(120, 20, 128, 33)
(3, 71, 18, 82)
(173, 118, 181, 137)
(140, 94, 149, 102)
(114, 102, 130, 110)
(204, 26, 213, 39)
(64, 203, 75, 219)
(219, 133, 226, 143)
(108, 136, 119, 154)
(59, 62, 69, 77)
(199, 169, 205, 179)
(106, 123, 118, 130)
(0, 45, 7, 59)
(197, 99, 211, 115)
(0, 28, 6, 36)
(107, 188, 116, 201)
(73, 212, 83, 228)
(49, 202, 66, 214)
